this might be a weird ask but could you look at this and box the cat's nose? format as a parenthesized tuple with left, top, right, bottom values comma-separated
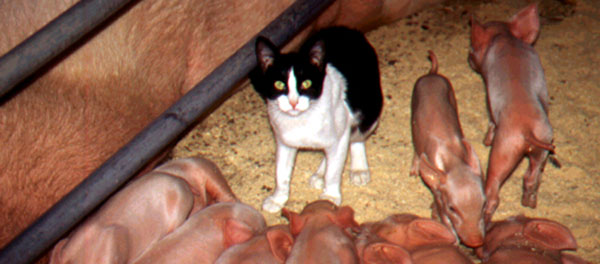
(289, 98, 298, 109)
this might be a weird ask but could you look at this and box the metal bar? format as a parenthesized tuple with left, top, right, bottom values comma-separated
(0, 0, 134, 99)
(0, 0, 334, 263)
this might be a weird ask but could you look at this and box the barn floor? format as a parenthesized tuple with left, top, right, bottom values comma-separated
(172, 0, 599, 262)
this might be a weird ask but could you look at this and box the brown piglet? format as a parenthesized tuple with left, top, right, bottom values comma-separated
(478, 215, 590, 264)
(214, 224, 294, 264)
(131, 202, 267, 264)
(50, 173, 192, 264)
(360, 214, 473, 264)
(356, 221, 413, 264)
(282, 200, 361, 264)
(469, 4, 558, 223)
(410, 51, 486, 247)
(151, 156, 238, 212)
(50, 156, 237, 264)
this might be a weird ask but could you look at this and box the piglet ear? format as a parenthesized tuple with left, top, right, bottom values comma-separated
(470, 16, 488, 50)
(256, 36, 278, 73)
(223, 219, 255, 248)
(469, 16, 490, 71)
(408, 219, 457, 247)
(309, 40, 326, 70)
(282, 208, 305, 236)
(509, 3, 540, 45)
(462, 139, 483, 177)
(266, 227, 294, 262)
(333, 206, 360, 231)
(523, 219, 577, 250)
(363, 242, 413, 264)
(49, 238, 69, 264)
(418, 154, 445, 190)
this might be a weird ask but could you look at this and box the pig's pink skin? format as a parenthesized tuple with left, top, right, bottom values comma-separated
(358, 214, 472, 264)
(49, 156, 239, 264)
(214, 224, 294, 264)
(283, 200, 360, 264)
(382, 214, 473, 264)
(356, 221, 414, 264)
(410, 51, 486, 248)
(50, 168, 195, 263)
(361, 242, 413, 264)
(131, 202, 266, 264)
(315, 0, 447, 33)
(468, 3, 556, 223)
(368, 214, 456, 252)
(0, 0, 445, 249)
(151, 157, 238, 213)
(478, 215, 587, 264)
(410, 245, 473, 264)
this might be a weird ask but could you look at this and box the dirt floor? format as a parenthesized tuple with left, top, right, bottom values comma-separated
(172, 0, 599, 262)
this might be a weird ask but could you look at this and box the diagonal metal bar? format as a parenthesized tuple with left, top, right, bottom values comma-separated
(0, 0, 135, 99)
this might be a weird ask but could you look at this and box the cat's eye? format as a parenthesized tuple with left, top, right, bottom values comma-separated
(301, 80, 312, 89)
(274, 81, 285, 91)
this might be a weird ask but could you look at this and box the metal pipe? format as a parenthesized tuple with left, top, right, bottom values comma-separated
(0, 0, 334, 263)
(0, 0, 135, 99)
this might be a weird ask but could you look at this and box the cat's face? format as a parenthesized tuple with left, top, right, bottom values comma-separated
(251, 37, 326, 116)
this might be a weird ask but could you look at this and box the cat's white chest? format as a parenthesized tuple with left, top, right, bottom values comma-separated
(267, 65, 354, 149)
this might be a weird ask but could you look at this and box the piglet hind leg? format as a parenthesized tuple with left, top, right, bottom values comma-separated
(484, 137, 526, 223)
(409, 153, 420, 177)
(521, 147, 550, 208)
(484, 122, 496, 146)
(349, 141, 371, 186)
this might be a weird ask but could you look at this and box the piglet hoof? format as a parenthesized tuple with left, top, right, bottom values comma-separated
(483, 200, 498, 224)
(521, 192, 537, 208)
(262, 195, 286, 213)
(350, 170, 370, 186)
(309, 174, 324, 190)
(319, 193, 341, 206)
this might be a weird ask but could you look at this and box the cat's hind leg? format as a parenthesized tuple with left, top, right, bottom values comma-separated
(263, 143, 297, 213)
(309, 158, 326, 190)
(349, 141, 370, 186)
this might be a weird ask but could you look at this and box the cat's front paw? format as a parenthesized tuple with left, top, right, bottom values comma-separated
(262, 195, 286, 213)
(350, 170, 370, 186)
(309, 174, 324, 190)
(319, 193, 341, 206)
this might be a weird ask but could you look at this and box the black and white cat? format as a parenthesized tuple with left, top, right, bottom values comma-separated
(250, 27, 383, 213)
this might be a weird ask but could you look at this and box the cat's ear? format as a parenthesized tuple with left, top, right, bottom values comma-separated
(309, 40, 325, 70)
(256, 36, 278, 73)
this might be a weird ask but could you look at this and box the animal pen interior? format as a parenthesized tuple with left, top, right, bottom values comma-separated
(171, 0, 599, 262)
(1, 0, 598, 263)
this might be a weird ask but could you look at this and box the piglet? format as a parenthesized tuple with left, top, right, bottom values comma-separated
(282, 200, 360, 264)
(469, 3, 557, 223)
(131, 202, 267, 264)
(151, 156, 238, 212)
(215, 224, 294, 264)
(478, 215, 590, 264)
(50, 156, 236, 264)
(410, 50, 486, 247)
(355, 220, 413, 264)
(361, 214, 473, 264)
